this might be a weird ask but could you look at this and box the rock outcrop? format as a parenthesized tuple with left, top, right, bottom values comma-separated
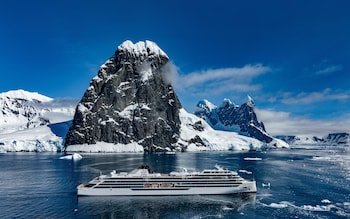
(195, 97, 274, 143)
(65, 40, 182, 152)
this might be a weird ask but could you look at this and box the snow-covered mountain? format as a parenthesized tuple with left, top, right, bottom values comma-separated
(275, 133, 349, 146)
(65, 40, 182, 151)
(65, 40, 288, 152)
(177, 109, 288, 151)
(0, 90, 52, 133)
(194, 97, 287, 147)
(0, 90, 76, 152)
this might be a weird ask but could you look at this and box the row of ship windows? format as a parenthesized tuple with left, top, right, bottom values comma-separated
(104, 175, 239, 180)
(99, 178, 243, 183)
(98, 181, 243, 185)
(93, 184, 240, 188)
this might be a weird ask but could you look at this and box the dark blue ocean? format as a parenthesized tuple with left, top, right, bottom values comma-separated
(0, 145, 349, 218)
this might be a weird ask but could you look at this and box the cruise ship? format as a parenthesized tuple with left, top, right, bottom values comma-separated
(77, 165, 257, 196)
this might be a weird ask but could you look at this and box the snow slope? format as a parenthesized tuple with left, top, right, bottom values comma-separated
(0, 90, 76, 152)
(0, 126, 62, 152)
(178, 109, 288, 151)
(118, 40, 169, 59)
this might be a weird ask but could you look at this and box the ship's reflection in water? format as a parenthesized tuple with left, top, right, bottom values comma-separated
(77, 193, 256, 218)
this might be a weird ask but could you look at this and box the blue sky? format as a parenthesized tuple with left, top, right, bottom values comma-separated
(1, 0, 349, 136)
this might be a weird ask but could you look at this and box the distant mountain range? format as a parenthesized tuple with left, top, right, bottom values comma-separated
(275, 133, 349, 146)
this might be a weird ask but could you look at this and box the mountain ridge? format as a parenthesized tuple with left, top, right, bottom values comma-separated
(194, 97, 277, 144)
(275, 133, 349, 146)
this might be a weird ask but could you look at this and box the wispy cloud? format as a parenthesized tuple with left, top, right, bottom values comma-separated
(313, 59, 343, 75)
(280, 88, 350, 104)
(315, 64, 343, 75)
(256, 108, 350, 136)
(172, 64, 270, 96)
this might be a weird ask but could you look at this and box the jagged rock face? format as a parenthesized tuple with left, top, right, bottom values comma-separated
(325, 133, 349, 145)
(195, 97, 273, 143)
(65, 40, 182, 151)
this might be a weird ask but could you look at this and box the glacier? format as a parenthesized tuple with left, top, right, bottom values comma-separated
(0, 90, 76, 152)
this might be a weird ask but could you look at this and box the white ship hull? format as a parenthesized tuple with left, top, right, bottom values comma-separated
(77, 165, 257, 196)
(78, 180, 256, 196)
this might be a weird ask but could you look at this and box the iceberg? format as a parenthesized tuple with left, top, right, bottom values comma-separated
(244, 157, 262, 161)
(59, 153, 82, 160)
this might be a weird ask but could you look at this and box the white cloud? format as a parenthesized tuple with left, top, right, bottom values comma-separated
(315, 64, 343, 75)
(280, 88, 350, 104)
(161, 61, 179, 85)
(256, 108, 350, 136)
(173, 64, 270, 96)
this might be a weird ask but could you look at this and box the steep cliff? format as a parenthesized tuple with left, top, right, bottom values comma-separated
(65, 40, 182, 152)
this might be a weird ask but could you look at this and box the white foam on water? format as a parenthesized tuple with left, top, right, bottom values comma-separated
(321, 199, 331, 204)
(301, 204, 330, 212)
(239, 169, 253, 174)
(222, 206, 234, 211)
(262, 182, 271, 188)
(244, 157, 262, 161)
(269, 202, 289, 208)
(311, 156, 332, 161)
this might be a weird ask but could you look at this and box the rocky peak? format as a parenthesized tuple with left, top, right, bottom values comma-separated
(117, 40, 169, 60)
(65, 40, 182, 151)
(113, 40, 169, 74)
(195, 97, 273, 143)
(245, 95, 255, 107)
(324, 132, 349, 145)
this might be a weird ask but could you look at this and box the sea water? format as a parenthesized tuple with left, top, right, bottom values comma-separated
(0, 145, 349, 218)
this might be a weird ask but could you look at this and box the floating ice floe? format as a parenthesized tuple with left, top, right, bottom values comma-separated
(301, 205, 330, 212)
(262, 182, 271, 188)
(269, 202, 288, 208)
(59, 153, 83, 160)
(311, 156, 332, 161)
(244, 157, 262, 161)
(321, 199, 331, 204)
(238, 169, 253, 175)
